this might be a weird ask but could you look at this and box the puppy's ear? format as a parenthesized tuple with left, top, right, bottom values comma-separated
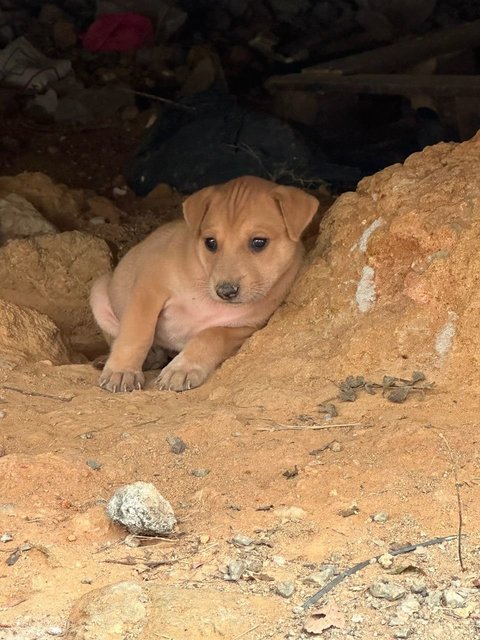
(272, 185, 319, 241)
(183, 185, 215, 235)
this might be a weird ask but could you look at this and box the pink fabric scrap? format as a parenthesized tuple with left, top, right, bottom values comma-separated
(82, 12, 155, 52)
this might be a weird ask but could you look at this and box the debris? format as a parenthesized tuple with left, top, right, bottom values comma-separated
(378, 553, 394, 569)
(232, 533, 253, 547)
(166, 436, 187, 454)
(0, 37, 72, 92)
(393, 627, 411, 639)
(276, 581, 295, 598)
(0, 532, 13, 542)
(304, 565, 337, 586)
(303, 601, 346, 633)
(283, 465, 299, 479)
(369, 580, 406, 601)
(106, 481, 176, 536)
(442, 589, 466, 608)
(338, 504, 359, 517)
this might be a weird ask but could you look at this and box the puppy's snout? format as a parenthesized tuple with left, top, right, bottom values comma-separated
(216, 281, 240, 301)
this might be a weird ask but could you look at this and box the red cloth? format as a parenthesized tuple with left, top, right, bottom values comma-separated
(83, 12, 154, 52)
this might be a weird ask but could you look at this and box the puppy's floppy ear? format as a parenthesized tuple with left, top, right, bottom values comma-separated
(272, 185, 319, 241)
(182, 185, 215, 235)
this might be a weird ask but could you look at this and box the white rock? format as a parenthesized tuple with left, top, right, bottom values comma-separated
(0, 193, 57, 241)
(106, 482, 176, 535)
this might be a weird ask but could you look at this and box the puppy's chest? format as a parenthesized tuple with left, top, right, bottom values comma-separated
(155, 294, 252, 350)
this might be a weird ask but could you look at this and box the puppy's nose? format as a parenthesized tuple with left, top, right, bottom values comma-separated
(216, 282, 240, 301)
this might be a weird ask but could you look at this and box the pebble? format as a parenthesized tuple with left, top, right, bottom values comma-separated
(304, 564, 337, 586)
(292, 606, 304, 615)
(232, 533, 253, 546)
(369, 581, 406, 601)
(89, 216, 106, 226)
(272, 555, 286, 566)
(192, 468, 209, 477)
(0, 532, 13, 543)
(276, 581, 295, 598)
(81, 578, 93, 584)
(166, 436, 187, 454)
(409, 578, 428, 595)
(352, 614, 364, 624)
(46, 626, 64, 636)
(227, 559, 246, 581)
(378, 553, 394, 568)
(67, 534, 77, 542)
(398, 594, 421, 614)
(393, 627, 410, 639)
(106, 481, 176, 535)
(442, 589, 466, 608)
(330, 440, 342, 452)
(86, 459, 102, 470)
(113, 186, 128, 197)
(0, 410, 6, 419)
(372, 511, 389, 523)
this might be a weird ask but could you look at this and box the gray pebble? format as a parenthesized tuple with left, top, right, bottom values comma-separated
(292, 606, 304, 615)
(369, 581, 406, 601)
(166, 436, 187, 454)
(86, 459, 102, 471)
(372, 511, 389, 523)
(46, 627, 64, 636)
(393, 627, 410, 639)
(352, 614, 364, 624)
(276, 581, 295, 598)
(232, 533, 253, 546)
(0, 410, 5, 419)
(409, 578, 428, 595)
(227, 559, 246, 581)
(398, 594, 421, 614)
(106, 481, 176, 535)
(0, 532, 13, 543)
(191, 468, 209, 477)
(303, 564, 337, 586)
(442, 589, 465, 608)
(425, 591, 443, 608)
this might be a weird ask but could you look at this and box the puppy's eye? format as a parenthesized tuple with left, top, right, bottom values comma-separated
(250, 237, 268, 252)
(204, 237, 218, 252)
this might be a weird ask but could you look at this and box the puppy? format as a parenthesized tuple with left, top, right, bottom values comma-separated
(90, 176, 318, 393)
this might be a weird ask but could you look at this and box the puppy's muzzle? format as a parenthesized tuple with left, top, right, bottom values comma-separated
(215, 281, 240, 301)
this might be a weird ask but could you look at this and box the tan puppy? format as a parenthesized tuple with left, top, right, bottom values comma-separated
(90, 176, 318, 393)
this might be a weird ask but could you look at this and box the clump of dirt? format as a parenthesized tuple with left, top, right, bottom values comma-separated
(1, 137, 480, 639)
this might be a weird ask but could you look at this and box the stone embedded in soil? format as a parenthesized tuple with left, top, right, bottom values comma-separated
(86, 459, 102, 471)
(0, 193, 57, 241)
(0, 298, 74, 366)
(166, 435, 187, 454)
(372, 511, 389, 523)
(0, 532, 13, 542)
(65, 581, 149, 640)
(276, 581, 296, 598)
(369, 581, 406, 601)
(393, 627, 411, 639)
(106, 481, 176, 536)
(226, 559, 246, 581)
(304, 564, 337, 586)
(378, 552, 394, 568)
(232, 533, 253, 546)
(442, 589, 466, 608)
(192, 468, 209, 477)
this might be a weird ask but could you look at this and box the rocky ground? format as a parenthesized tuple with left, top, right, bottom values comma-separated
(0, 125, 480, 640)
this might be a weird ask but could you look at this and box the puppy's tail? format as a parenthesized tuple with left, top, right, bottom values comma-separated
(90, 274, 120, 338)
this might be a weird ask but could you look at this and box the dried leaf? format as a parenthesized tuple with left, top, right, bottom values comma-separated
(387, 387, 410, 403)
(382, 375, 397, 388)
(319, 402, 338, 418)
(411, 371, 426, 384)
(303, 601, 346, 634)
(338, 386, 356, 402)
(345, 375, 365, 389)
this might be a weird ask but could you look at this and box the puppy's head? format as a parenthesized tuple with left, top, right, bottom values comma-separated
(183, 176, 318, 304)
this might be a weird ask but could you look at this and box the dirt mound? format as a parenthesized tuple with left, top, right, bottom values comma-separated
(209, 133, 480, 410)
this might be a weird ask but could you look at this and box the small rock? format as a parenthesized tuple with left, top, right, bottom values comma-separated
(0, 532, 13, 543)
(89, 216, 106, 226)
(372, 511, 389, 523)
(378, 553, 394, 569)
(276, 581, 295, 598)
(0, 411, 5, 419)
(232, 533, 253, 546)
(292, 606, 304, 615)
(369, 581, 406, 601)
(192, 468, 209, 477)
(330, 440, 342, 452)
(338, 505, 359, 517)
(304, 564, 337, 586)
(246, 558, 263, 573)
(274, 506, 306, 522)
(272, 555, 287, 566)
(442, 589, 466, 608)
(399, 594, 421, 614)
(67, 534, 77, 542)
(413, 546, 428, 557)
(113, 186, 128, 197)
(425, 591, 443, 608)
(352, 614, 364, 624)
(106, 481, 176, 536)
(46, 626, 64, 636)
(227, 559, 246, 581)
(86, 459, 102, 471)
(0, 193, 57, 240)
(409, 578, 428, 595)
(81, 577, 93, 584)
(166, 436, 187, 454)
(394, 627, 410, 639)
(199, 534, 210, 544)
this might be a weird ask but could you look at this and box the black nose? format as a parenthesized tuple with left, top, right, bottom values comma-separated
(216, 282, 240, 300)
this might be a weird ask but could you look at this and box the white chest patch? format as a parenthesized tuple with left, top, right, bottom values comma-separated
(155, 293, 254, 351)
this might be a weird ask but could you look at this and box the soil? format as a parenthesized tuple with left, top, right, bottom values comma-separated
(0, 118, 479, 640)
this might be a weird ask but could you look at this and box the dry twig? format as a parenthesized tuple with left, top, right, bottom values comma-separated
(438, 432, 465, 571)
(2, 385, 73, 402)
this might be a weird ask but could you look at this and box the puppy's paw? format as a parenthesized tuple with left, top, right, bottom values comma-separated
(99, 367, 145, 393)
(154, 354, 208, 391)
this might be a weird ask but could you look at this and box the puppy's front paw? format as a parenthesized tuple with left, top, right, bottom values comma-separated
(99, 367, 145, 393)
(154, 354, 208, 391)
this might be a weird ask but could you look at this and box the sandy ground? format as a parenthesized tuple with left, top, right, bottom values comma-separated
(0, 121, 479, 640)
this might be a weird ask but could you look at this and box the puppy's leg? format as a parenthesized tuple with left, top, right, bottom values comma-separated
(154, 326, 256, 391)
(90, 274, 120, 339)
(100, 285, 166, 393)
